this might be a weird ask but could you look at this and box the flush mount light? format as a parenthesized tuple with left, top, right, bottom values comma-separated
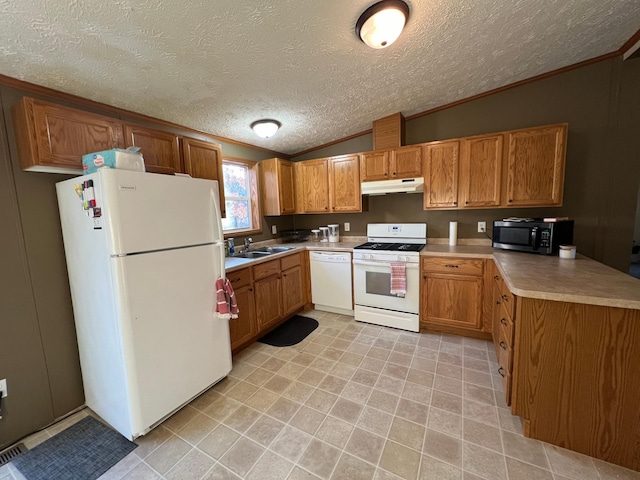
(250, 119, 281, 138)
(356, 0, 410, 49)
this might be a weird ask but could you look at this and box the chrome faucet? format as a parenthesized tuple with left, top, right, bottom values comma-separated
(244, 237, 253, 252)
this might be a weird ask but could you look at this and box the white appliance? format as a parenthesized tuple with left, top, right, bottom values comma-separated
(56, 169, 231, 440)
(310, 251, 353, 315)
(360, 177, 424, 195)
(353, 223, 427, 332)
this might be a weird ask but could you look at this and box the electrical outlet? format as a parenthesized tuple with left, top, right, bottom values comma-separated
(344, 222, 350, 232)
(271, 225, 277, 235)
(0, 379, 7, 398)
(478, 221, 486, 233)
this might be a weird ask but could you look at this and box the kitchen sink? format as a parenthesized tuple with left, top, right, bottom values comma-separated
(232, 250, 273, 259)
(252, 246, 295, 253)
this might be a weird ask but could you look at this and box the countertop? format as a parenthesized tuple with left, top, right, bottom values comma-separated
(224, 239, 640, 310)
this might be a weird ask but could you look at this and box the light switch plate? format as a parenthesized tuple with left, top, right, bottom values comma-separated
(271, 225, 277, 234)
(0, 379, 7, 398)
(478, 222, 486, 233)
(344, 222, 350, 232)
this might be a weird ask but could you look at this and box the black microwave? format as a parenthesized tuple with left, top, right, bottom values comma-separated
(492, 219, 574, 255)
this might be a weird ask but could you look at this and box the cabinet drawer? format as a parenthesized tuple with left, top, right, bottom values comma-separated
(280, 252, 302, 271)
(227, 267, 251, 288)
(497, 302, 514, 344)
(422, 257, 484, 276)
(499, 285, 516, 319)
(253, 259, 280, 281)
(497, 364, 512, 406)
(496, 326, 513, 372)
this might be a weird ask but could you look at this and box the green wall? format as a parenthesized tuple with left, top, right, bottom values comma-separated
(291, 57, 640, 272)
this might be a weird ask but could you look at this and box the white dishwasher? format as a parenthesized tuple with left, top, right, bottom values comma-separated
(309, 251, 353, 315)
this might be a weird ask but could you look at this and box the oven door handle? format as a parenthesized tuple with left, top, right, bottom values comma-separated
(353, 259, 419, 269)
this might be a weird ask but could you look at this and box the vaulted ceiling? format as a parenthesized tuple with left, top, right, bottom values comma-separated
(1, 0, 638, 155)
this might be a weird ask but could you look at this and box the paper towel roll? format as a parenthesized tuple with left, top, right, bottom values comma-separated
(449, 221, 458, 246)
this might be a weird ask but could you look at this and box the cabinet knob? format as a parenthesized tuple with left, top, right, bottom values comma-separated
(453, 201, 458, 205)
(465, 201, 469, 205)
(444, 264, 459, 268)
(493, 275, 499, 280)
(508, 199, 513, 203)
(499, 341, 507, 350)
(498, 367, 506, 378)
(332, 207, 335, 210)
(496, 300, 501, 305)
(500, 318, 508, 326)
(501, 295, 509, 302)
(393, 172, 396, 175)
(249, 288, 253, 291)
(423, 275, 427, 280)
(325, 207, 328, 210)
(384, 173, 387, 176)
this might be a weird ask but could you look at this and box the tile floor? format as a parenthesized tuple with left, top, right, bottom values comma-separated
(2, 309, 640, 480)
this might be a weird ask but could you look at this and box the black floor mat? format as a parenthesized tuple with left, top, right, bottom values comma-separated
(258, 315, 319, 347)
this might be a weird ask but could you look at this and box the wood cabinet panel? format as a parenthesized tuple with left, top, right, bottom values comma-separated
(124, 124, 181, 174)
(182, 138, 226, 217)
(13, 97, 124, 172)
(459, 134, 503, 207)
(261, 158, 295, 215)
(390, 145, 423, 179)
(227, 268, 251, 288)
(230, 284, 257, 351)
(329, 154, 361, 212)
(254, 274, 282, 330)
(424, 140, 459, 209)
(299, 159, 330, 213)
(280, 252, 302, 271)
(253, 259, 280, 281)
(373, 112, 405, 150)
(282, 265, 304, 317)
(360, 150, 390, 182)
(505, 124, 567, 206)
(421, 273, 483, 331)
(512, 298, 640, 471)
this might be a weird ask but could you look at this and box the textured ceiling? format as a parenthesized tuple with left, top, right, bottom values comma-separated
(1, 0, 639, 155)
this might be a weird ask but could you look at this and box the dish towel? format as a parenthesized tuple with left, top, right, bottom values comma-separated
(216, 277, 239, 320)
(390, 262, 407, 298)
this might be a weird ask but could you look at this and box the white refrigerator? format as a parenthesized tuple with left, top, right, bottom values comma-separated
(56, 169, 232, 440)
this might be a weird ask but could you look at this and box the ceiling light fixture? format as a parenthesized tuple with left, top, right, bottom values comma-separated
(250, 119, 281, 138)
(356, 0, 410, 49)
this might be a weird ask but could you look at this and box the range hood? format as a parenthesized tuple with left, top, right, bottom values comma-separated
(361, 177, 424, 195)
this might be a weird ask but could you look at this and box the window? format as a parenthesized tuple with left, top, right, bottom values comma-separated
(221, 157, 261, 235)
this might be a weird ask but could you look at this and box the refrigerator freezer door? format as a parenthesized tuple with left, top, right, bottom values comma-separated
(98, 169, 224, 255)
(112, 243, 231, 437)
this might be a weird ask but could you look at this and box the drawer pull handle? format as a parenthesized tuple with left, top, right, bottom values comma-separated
(499, 341, 507, 350)
(500, 318, 508, 326)
(498, 367, 506, 378)
(502, 295, 509, 302)
(493, 275, 499, 280)
(445, 264, 459, 268)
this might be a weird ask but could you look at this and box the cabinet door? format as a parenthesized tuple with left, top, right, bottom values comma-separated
(390, 145, 423, 179)
(182, 138, 226, 217)
(278, 160, 296, 214)
(360, 150, 390, 181)
(459, 134, 503, 208)
(299, 159, 330, 213)
(15, 97, 124, 171)
(329, 154, 361, 212)
(282, 265, 304, 317)
(421, 273, 483, 331)
(254, 274, 282, 330)
(229, 284, 257, 351)
(424, 140, 459, 209)
(261, 158, 295, 215)
(505, 124, 567, 207)
(124, 125, 182, 174)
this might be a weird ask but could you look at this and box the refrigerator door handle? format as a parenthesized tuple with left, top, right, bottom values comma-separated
(212, 188, 227, 280)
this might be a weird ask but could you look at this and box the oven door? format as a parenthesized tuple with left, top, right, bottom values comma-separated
(353, 259, 420, 314)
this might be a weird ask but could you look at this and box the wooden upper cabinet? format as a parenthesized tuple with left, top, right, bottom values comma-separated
(360, 150, 390, 182)
(13, 97, 124, 173)
(504, 124, 567, 207)
(124, 124, 181, 175)
(459, 134, 503, 208)
(182, 138, 226, 217)
(298, 158, 330, 213)
(424, 140, 460, 209)
(328, 154, 361, 212)
(390, 145, 423, 179)
(260, 158, 295, 215)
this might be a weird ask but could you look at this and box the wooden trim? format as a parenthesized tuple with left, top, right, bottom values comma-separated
(0, 73, 290, 159)
(221, 156, 263, 238)
(292, 128, 372, 158)
(618, 27, 640, 55)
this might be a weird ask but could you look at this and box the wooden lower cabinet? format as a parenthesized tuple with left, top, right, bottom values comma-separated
(420, 257, 490, 339)
(229, 252, 306, 353)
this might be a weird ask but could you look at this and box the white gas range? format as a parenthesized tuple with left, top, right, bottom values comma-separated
(352, 223, 426, 332)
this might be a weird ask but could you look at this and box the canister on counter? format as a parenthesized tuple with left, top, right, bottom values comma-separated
(319, 227, 329, 242)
